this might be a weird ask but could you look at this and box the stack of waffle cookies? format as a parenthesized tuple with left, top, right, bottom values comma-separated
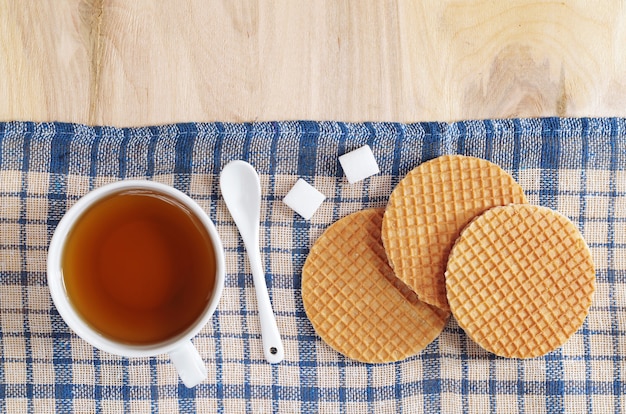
(302, 155, 595, 363)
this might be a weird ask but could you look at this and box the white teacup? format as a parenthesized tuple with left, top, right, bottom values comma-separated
(47, 180, 225, 388)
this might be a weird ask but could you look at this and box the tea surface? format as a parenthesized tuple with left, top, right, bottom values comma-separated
(62, 189, 216, 345)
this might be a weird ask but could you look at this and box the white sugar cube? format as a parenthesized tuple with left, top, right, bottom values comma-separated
(339, 145, 380, 184)
(283, 179, 326, 220)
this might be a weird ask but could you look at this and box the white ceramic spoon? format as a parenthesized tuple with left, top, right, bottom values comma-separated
(220, 160, 284, 364)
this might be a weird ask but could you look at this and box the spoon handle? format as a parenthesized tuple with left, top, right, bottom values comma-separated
(246, 245, 285, 364)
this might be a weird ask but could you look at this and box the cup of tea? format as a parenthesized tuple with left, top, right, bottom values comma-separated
(47, 180, 225, 388)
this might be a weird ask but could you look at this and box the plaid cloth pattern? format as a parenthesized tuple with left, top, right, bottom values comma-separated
(0, 118, 623, 413)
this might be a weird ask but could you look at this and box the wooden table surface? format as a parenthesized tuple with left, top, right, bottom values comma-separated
(2, 1, 625, 127)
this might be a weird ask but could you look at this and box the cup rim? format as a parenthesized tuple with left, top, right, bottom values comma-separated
(47, 180, 225, 357)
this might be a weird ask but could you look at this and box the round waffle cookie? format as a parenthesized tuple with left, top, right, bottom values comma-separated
(445, 204, 595, 358)
(302, 208, 449, 363)
(382, 155, 528, 311)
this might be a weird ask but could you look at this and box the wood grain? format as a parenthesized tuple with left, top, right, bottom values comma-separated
(1, 0, 625, 126)
(0, 1, 95, 124)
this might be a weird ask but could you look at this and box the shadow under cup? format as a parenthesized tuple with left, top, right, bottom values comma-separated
(47, 181, 225, 365)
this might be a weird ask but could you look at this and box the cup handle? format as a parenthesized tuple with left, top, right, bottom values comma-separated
(169, 340, 208, 388)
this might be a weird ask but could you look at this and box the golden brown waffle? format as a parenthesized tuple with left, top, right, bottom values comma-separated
(302, 208, 450, 363)
(381, 155, 528, 311)
(445, 204, 595, 358)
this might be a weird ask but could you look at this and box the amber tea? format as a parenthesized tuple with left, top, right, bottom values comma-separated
(61, 189, 216, 345)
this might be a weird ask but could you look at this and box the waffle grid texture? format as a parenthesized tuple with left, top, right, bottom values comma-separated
(382, 155, 528, 311)
(446, 204, 595, 358)
(302, 208, 449, 363)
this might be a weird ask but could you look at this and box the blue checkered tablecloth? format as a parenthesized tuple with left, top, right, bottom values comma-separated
(0, 118, 623, 413)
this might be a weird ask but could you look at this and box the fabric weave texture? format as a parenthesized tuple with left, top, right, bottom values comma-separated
(0, 118, 623, 413)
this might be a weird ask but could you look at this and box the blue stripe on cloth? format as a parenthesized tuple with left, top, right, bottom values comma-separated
(173, 124, 195, 192)
(422, 347, 442, 412)
(482, 120, 494, 161)
(117, 128, 131, 179)
(145, 126, 159, 178)
(539, 118, 561, 210)
(607, 118, 623, 414)
(0, 118, 623, 413)
(545, 352, 565, 413)
(89, 126, 103, 181)
(421, 122, 443, 162)
(579, 117, 595, 413)
(38, 123, 72, 412)
(297, 121, 320, 178)
(18, 123, 34, 414)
